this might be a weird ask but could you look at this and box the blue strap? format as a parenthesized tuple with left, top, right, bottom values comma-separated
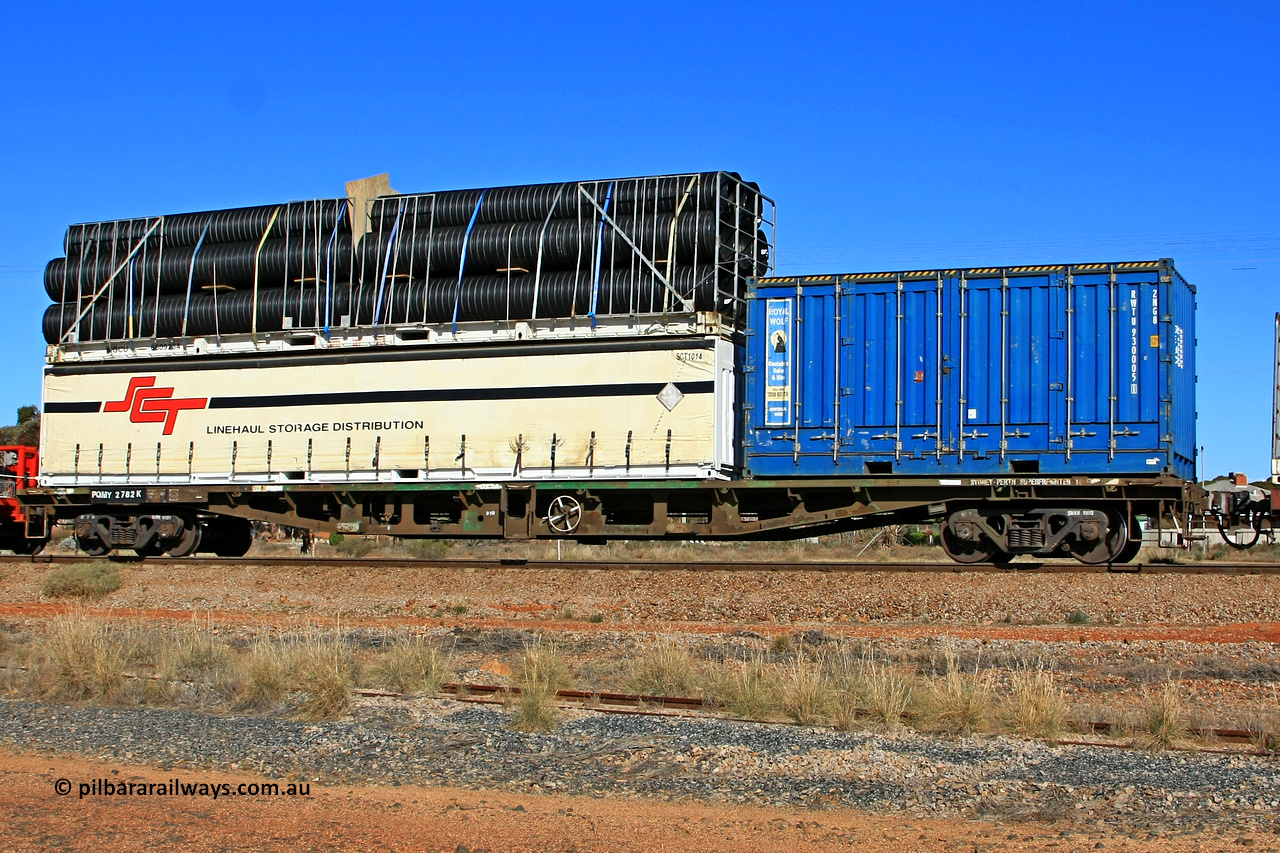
(180, 216, 213, 338)
(374, 200, 405, 325)
(324, 202, 347, 338)
(452, 189, 487, 333)
(589, 181, 615, 328)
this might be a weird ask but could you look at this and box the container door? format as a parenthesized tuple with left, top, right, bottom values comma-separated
(1004, 272, 1058, 464)
(796, 286, 838, 439)
(958, 274, 1004, 460)
(1113, 271, 1164, 465)
(899, 275, 946, 461)
(842, 279, 899, 459)
(1063, 269, 1117, 460)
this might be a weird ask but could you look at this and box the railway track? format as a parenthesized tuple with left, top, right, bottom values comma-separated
(7, 553, 1280, 575)
(355, 683, 1275, 754)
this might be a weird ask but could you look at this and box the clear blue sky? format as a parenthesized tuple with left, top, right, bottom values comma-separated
(1, 1, 1276, 479)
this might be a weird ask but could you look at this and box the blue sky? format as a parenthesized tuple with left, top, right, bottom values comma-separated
(1, 1, 1276, 479)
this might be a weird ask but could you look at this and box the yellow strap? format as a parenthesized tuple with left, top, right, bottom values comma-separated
(251, 205, 284, 338)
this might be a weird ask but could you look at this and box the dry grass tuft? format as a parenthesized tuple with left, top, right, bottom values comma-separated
(1136, 682, 1189, 750)
(42, 561, 121, 600)
(519, 640, 572, 694)
(719, 654, 781, 719)
(628, 637, 697, 697)
(32, 611, 132, 702)
(367, 639, 451, 695)
(290, 635, 357, 721)
(1002, 667, 1068, 744)
(781, 660, 833, 724)
(832, 657, 914, 732)
(917, 650, 994, 735)
(235, 642, 291, 709)
(508, 640, 572, 732)
(509, 683, 559, 732)
(157, 616, 234, 683)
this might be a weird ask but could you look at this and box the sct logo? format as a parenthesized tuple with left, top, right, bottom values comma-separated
(104, 377, 207, 436)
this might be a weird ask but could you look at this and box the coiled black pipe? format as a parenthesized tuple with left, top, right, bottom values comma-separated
(368, 173, 761, 229)
(62, 199, 349, 252)
(43, 286, 353, 344)
(45, 267, 720, 343)
(350, 267, 718, 327)
(45, 234, 353, 301)
(357, 211, 763, 280)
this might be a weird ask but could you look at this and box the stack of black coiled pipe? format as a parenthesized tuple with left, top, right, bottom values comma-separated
(357, 172, 767, 319)
(43, 173, 768, 344)
(43, 267, 716, 342)
(44, 199, 353, 343)
(48, 200, 350, 302)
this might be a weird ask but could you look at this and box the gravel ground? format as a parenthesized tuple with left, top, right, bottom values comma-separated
(3, 696, 1276, 839)
(4, 557, 1280, 627)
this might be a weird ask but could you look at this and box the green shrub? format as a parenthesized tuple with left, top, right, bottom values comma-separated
(334, 536, 375, 558)
(328, 532, 345, 547)
(43, 562, 121, 600)
(400, 538, 449, 559)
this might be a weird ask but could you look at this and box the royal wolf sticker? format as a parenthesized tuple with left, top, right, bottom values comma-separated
(764, 298, 792, 426)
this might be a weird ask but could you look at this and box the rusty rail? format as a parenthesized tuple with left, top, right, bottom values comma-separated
(349, 682, 1276, 755)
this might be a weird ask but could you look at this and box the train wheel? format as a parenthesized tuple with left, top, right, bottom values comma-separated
(940, 523, 999, 564)
(208, 518, 253, 558)
(1071, 513, 1129, 565)
(165, 524, 202, 558)
(75, 532, 111, 557)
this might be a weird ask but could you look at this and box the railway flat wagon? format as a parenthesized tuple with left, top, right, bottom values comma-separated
(24, 169, 1228, 563)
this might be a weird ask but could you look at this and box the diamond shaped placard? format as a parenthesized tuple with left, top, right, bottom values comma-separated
(656, 382, 684, 412)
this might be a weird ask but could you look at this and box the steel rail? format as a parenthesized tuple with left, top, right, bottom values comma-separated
(354, 682, 1274, 754)
(7, 554, 1280, 575)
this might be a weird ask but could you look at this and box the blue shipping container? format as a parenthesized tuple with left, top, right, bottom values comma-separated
(744, 259, 1196, 479)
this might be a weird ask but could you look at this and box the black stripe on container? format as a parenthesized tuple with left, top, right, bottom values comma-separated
(208, 381, 715, 410)
(44, 401, 103, 414)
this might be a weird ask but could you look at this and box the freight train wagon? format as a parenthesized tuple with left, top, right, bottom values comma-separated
(19, 173, 1223, 562)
